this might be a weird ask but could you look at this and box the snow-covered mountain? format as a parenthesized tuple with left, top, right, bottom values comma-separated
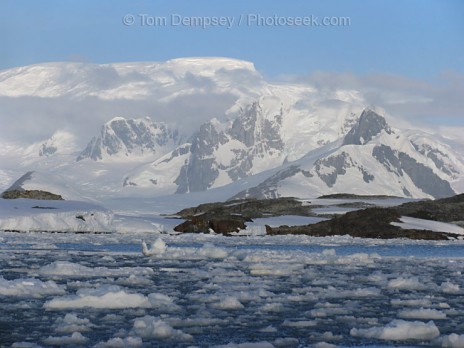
(0, 58, 462, 202)
(232, 109, 462, 199)
(76, 117, 179, 161)
(126, 96, 362, 194)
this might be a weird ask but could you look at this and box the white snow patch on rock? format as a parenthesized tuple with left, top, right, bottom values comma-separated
(391, 216, 464, 235)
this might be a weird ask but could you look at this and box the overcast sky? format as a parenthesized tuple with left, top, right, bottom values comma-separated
(1, 0, 463, 132)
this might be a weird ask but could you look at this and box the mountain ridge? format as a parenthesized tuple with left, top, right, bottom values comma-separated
(0, 58, 462, 201)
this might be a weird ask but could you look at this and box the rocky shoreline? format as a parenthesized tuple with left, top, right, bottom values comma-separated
(173, 194, 464, 240)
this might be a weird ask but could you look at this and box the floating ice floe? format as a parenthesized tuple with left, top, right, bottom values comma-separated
(350, 319, 440, 341)
(398, 308, 447, 320)
(38, 261, 153, 278)
(0, 276, 65, 297)
(442, 334, 464, 348)
(94, 336, 143, 348)
(43, 332, 88, 346)
(142, 237, 166, 256)
(43, 285, 174, 310)
(53, 313, 94, 333)
(132, 315, 193, 341)
(141, 239, 229, 260)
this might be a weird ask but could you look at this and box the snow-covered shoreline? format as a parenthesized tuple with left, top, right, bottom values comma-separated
(0, 198, 114, 233)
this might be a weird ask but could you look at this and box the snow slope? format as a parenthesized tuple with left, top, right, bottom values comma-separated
(0, 199, 113, 232)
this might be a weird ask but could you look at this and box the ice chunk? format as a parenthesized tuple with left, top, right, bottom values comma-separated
(0, 276, 65, 297)
(398, 308, 447, 320)
(440, 281, 460, 294)
(39, 261, 153, 277)
(11, 343, 43, 348)
(350, 319, 440, 341)
(132, 316, 192, 341)
(213, 296, 244, 310)
(142, 238, 167, 256)
(54, 313, 94, 333)
(94, 336, 143, 347)
(44, 285, 152, 309)
(197, 243, 228, 259)
(387, 277, 427, 290)
(442, 334, 464, 348)
(273, 337, 299, 347)
(212, 342, 275, 348)
(43, 332, 88, 345)
(391, 298, 432, 307)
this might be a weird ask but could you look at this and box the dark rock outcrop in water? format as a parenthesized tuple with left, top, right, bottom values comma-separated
(174, 197, 315, 235)
(396, 193, 464, 224)
(173, 195, 464, 240)
(174, 213, 249, 235)
(265, 207, 457, 240)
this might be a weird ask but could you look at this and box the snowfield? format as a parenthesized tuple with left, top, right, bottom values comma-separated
(0, 198, 113, 232)
(1, 231, 464, 347)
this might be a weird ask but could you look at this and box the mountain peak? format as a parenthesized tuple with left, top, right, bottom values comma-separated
(343, 108, 392, 145)
(77, 117, 178, 161)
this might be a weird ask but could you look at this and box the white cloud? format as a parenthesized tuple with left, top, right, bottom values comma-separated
(282, 70, 464, 128)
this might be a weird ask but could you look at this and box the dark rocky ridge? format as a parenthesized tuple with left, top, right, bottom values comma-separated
(396, 193, 464, 224)
(174, 197, 316, 235)
(1, 171, 64, 200)
(2, 189, 64, 200)
(173, 194, 464, 240)
(266, 207, 458, 240)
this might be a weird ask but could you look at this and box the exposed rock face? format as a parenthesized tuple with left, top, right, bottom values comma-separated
(39, 143, 58, 157)
(411, 141, 460, 177)
(1, 171, 66, 200)
(77, 117, 178, 161)
(175, 101, 286, 193)
(343, 108, 391, 145)
(232, 109, 458, 200)
(173, 194, 464, 239)
(176, 197, 314, 220)
(372, 145, 455, 198)
(396, 193, 464, 223)
(174, 214, 248, 235)
(2, 190, 63, 200)
(174, 197, 315, 234)
(265, 207, 456, 240)
(314, 152, 374, 187)
(175, 122, 224, 193)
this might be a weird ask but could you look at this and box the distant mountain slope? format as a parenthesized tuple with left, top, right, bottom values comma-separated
(77, 117, 179, 161)
(232, 109, 460, 199)
(0, 58, 462, 201)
